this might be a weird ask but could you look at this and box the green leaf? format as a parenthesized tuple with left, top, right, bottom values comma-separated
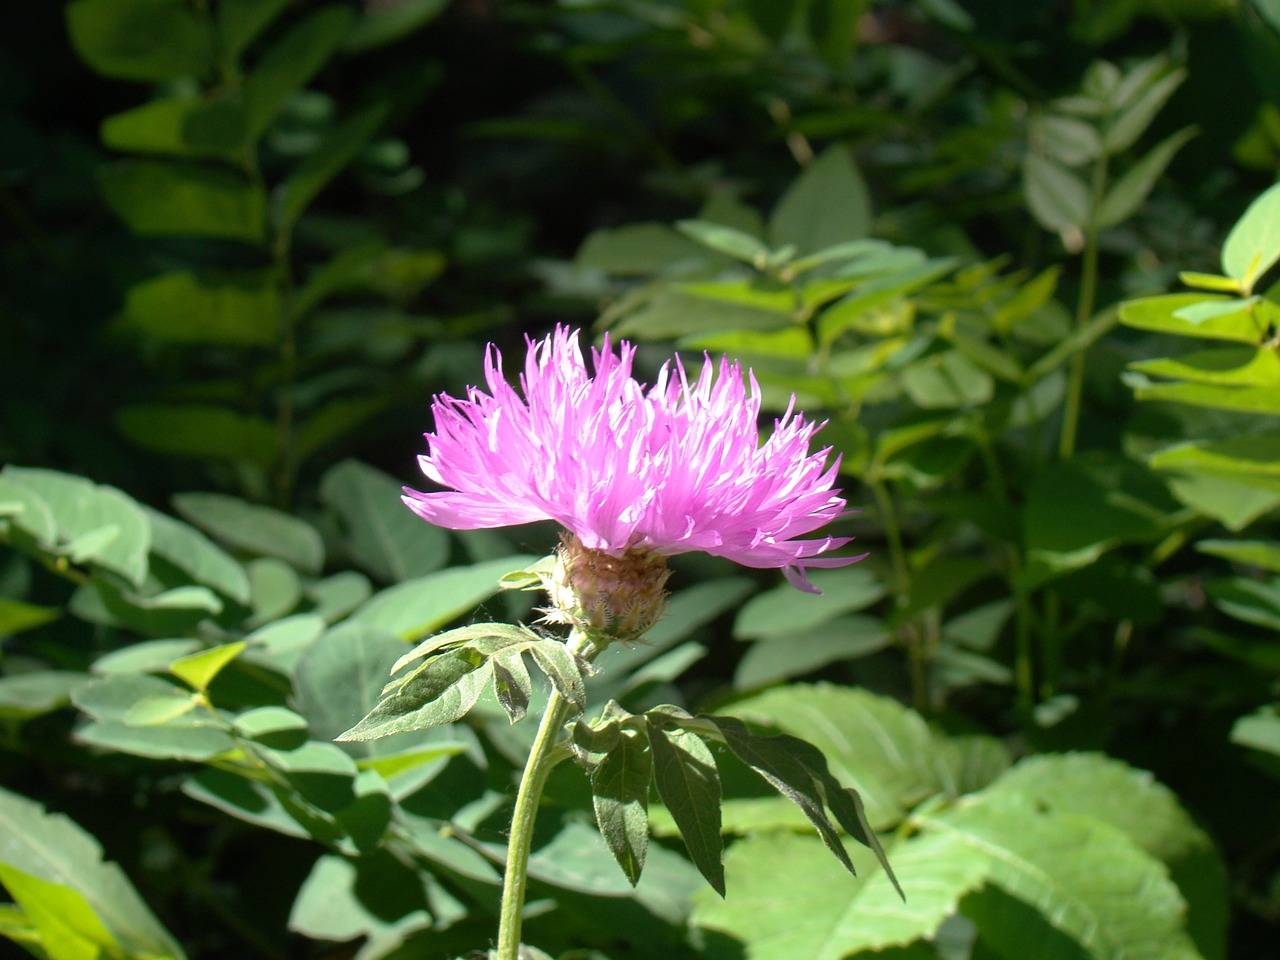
(807, 0, 870, 69)
(590, 729, 653, 886)
(733, 567, 884, 639)
(91, 639, 202, 676)
(173, 493, 324, 574)
(0, 598, 60, 639)
(491, 649, 532, 724)
(920, 793, 1202, 960)
(1129, 379, 1280, 415)
(349, 555, 535, 640)
(577, 223, 708, 275)
(1223, 180, 1280, 292)
(278, 102, 391, 230)
(121, 693, 200, 726)
(1102, 65, 1186, 154)
(319, 459, 448, 583)
(648, 723, 724, 896)
(116, 405, 278, 468)
(1165, 470, 1280, 531)
(101, 97, 248, 161)
(1206, 576, 1280, 631)
(115, 271, 280, 346)
(344, 0, 451, 52)
(0, 786, 186, 960)
(246, 557, 302, 626)
(818, 259, 957, 347)
(0, 672, 85, 723)
(66, 0, 211, 82)
(700, 712, 896, 891)
(769, 145, 872, 254)
(1032, 113, 1102, 167)
(1196, 538, 1280, 572)
(1231, 704, 1280, 760)
(692, 829, 988, 959)
(0, 475, 56, 546)
(143, 507, 250, 604)
(1149, 435, 1280, 479)
(986, 754, 1227, 960)
(1178, 272, 1244, 294)
(2, 467, 150, 587)
(98, 161, 265, 243)
(1119, 293, 1266, 343)
(1130, 346, 1280, 387)
(735, 614, 889, 690)
(675, 220, 771, 265)
(526, 637, 587, 711)
(169, 641, 248, 693)
(241, 7, 355, 140)
(217, 0, 292, 60)
(390, 623, 541, 676)
(0, 863, 120, 960)
(232, 706, 309, 750)
(902, 349, 995, 408)
(336, 653, 493, 741)
(1095, 127, 1196, 229)
(1023, 154, 1089, 234)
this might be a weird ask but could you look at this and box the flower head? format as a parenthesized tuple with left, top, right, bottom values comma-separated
(403, 326, 862, 592)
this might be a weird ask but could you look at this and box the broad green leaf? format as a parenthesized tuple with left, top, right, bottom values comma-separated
(98, 161, 265, 243)
(807, 0, 868, 67)
(648, 724, 723, 895)
(1130, 380, 1280, 415)
(1165, 471, 1280, 531)
(117, 405, 278, 467)
(987, 754, 1227, 960)
(577, 223, 708, 275)
(1102, 65, 1186, 154)
(1206, 576, 1280, 631)
(344, 0, 451, 52)
(306, 572, 372, 625)
(72, 580, 222, 637)
(735, 614, 889, 690)
(143, 507, 250, 604)
(241, 7, 354, 139)
(1022, 458, 1175, 586)
(349, 555, 535, 640)
(232, 706, 309, 750)
(2, 467, 149, 587)
(1130, 346, 1280, 387)
(66, 0, 211, 82)
(319, 459, 448, 583)
(1196, 538, 1280, 572)
(0, 598, 59, 638)
(675, 220, 770, 265)
(902, 350, 995, 408)
(920, 793, 1202, 960)
(169, 641, 248, 693)
(0, 863, 119, 960)
(287, 852, 438, 956)
(1149, 436, 1280, 478)
(612, 291, 792, 341)
(101, 96, 248, 160)
(0, 672, 85, 722)
(769, 145, 872, 254)
(590, 729, 653, 885)
(1032, 114, 1102, 167)
(1119, 294, 1265, 343)
(116, 271, 280, 346)
(337, 653, 493, 741)
(121, 693, 200, 726)
(680, 280, 795, 315)
(1095, 127, 1196, 229)
(1231, 704, 1280, 760)
(217, 0, 292, 60)
(278, 102, 391, 230)
(246, 557, 302, 626)
(818, 259, 957, 347)
(0, 786, 186, 960)
(0, 475, 56, 545)
(244, 614, 325, 674)
(733, 567, 884, 639)
(91, 639, 202, 676)
(526, 637, 587, 711)
(173, 493, 324, 574)
(1023, 154, 1089, 234)
(692, 830, 988, 959)
(1223, 180, 1280, 291)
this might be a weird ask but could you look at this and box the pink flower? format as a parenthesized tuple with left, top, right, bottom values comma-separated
(403, 327, 862, 591)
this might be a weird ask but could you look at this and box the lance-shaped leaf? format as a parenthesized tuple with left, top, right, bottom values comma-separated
(337, 652, 492, 741)
(697, 714, 899, 896)
(648, 718, 725, 895)
(525, 636, 587, 710)
(391, 623, 542, 676)
(589, 727, 653, 886)
(491, 649, 532, 724)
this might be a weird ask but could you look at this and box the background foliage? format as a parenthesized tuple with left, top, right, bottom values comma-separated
(2, 1, 1280, 958)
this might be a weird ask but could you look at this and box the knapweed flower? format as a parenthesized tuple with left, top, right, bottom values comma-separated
(403, 327, 862, 594)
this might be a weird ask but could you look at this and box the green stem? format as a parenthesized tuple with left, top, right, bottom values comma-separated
(870, 479, 909, 598)
(495, 632, 590, 960)
(1058, 156, 1106, 461)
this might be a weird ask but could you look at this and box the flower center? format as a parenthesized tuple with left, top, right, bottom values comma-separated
(541, 534, 671, 643)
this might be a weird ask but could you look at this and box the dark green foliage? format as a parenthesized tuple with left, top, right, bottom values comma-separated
(4, 1, 1280, 959)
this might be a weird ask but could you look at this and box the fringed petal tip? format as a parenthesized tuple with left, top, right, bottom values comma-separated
(783, 550, 871, 594)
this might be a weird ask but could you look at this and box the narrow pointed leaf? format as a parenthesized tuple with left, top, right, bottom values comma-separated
(337, 654, 493, 741)
(526, 637, 586, 710)
(648, 722, 724, 895)
(590, 729, 653, 886)
(491, 650, 532, 724)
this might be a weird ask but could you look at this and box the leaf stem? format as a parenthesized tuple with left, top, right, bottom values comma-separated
(1058, 156, 1106, 460)
(495, 631, 590, 960)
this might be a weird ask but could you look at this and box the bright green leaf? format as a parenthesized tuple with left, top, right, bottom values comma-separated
(169, 641, 248, 693)
(116, 270, 280, 346)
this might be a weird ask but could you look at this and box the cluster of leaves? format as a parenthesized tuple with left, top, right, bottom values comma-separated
(4, 1, 1280, 959)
